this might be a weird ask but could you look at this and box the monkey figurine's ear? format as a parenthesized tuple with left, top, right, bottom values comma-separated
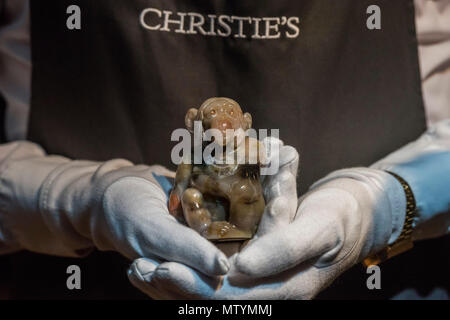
(185, 108, 199, 133)
(243, 112, 253, 130)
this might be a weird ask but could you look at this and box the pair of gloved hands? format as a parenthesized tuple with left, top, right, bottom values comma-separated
(127, 157, 407, 299)
(1, 120, 449, 299)
(127, 118, 450, 299)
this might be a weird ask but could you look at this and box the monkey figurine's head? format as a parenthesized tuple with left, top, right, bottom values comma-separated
(185, 98, 252, 146)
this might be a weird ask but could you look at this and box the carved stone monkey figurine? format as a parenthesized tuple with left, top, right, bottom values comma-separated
(169, 98, 266, 241)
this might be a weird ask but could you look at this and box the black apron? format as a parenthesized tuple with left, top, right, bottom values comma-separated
(3, 0, 448, 299)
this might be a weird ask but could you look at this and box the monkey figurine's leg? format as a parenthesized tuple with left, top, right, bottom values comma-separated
(169, 163, 193, 221)
(182, 188, 252, 240)
(181, 188, 213, 236)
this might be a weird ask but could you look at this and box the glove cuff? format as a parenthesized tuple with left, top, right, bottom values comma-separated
(363, 171, 418, 266)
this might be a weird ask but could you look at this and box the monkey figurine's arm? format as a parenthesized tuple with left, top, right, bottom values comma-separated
(169, 163, 193, 220)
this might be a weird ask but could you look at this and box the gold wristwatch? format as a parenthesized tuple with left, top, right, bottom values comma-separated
(363, 171, 417, 267)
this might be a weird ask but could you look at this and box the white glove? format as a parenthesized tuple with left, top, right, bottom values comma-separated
(128, 139, 300, 299)
(0, 141, 229, 276)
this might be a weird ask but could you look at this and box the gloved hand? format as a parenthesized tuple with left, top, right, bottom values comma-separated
(128, 119, 450, 300)
(128, 138, 300, 299)
(0, 141, 229, 277)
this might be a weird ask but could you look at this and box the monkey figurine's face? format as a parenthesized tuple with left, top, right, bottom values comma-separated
(185, 98, 252, 146)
